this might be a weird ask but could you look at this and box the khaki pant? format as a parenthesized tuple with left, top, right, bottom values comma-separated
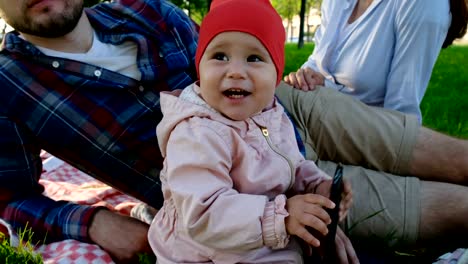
(275, 83, 420, 247)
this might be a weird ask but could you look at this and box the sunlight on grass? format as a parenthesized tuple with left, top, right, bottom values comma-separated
(0, 227, 43, 264)
(421, 45, 468, 138)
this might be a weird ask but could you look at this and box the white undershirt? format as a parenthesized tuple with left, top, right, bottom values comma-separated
(35, 31, 141, 81)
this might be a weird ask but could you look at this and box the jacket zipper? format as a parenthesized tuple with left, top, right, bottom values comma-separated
(258, 125, 295, 191)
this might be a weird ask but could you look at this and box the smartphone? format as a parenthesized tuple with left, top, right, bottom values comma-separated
(327, 164, 344, 240)
(323, 163, 344, 262)
(303, 164, 344, 263)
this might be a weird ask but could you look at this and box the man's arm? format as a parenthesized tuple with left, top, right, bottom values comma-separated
(88, 209, 153, 263)
(0, 117, 154, 262)
(0, 117, 100, 243)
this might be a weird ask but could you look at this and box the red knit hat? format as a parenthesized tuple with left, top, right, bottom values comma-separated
(195, 0, 286, 85)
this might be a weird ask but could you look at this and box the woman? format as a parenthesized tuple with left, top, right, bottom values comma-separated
(284, 0, 468, 122)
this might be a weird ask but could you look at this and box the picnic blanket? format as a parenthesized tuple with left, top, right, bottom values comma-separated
(40, 154, 140, 215)
(2, 153, 468, 263)
(0, 153, 142, 264)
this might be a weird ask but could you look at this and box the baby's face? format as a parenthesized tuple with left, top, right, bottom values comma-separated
(198, 31, 277, 121)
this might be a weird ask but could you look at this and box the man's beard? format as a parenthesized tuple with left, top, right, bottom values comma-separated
(9, 3, 84, 38)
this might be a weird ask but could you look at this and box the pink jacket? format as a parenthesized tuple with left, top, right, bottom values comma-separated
(149, 85, 330, 263)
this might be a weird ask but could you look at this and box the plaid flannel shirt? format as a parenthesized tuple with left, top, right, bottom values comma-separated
(0, 0, 198, 243)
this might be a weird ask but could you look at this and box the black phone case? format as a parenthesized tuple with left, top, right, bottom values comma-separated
(322, 164, 344, 263)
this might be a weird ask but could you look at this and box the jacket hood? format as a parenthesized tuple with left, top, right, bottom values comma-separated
(157, 83, 283, 157)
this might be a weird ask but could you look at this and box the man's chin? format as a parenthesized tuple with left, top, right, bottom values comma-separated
(17, 4, 84, 38)
(21, 24, 76, 38)
(19, 15, 81, 38)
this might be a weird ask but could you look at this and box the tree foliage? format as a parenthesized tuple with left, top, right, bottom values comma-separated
(298, 0, 322, 48)
(170, 0, 210, 24)
(272, 0, 322, 48)
(272, 0, 299, 42)
(271, 0, 299, 22)
(82, 0, 211, 24)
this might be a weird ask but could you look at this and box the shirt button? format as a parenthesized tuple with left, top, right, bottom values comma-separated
(139, 86, 145, 92)
(94, 70, 102, 77)
(52, 61, 60, 68)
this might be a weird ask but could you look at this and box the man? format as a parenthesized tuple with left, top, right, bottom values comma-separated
(0, 0, 467, 263)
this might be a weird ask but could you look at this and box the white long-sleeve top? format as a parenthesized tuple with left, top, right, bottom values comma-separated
(302, 0, 451, 121)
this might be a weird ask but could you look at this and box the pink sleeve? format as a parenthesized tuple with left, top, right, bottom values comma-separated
(293, 160, 331, 194)
(261, 194, 290, 249)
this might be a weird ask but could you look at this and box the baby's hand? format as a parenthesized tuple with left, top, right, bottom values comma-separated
(283, 67, 325, 91)
(316, 179, 353, 222)
(285, 194, 335, 247)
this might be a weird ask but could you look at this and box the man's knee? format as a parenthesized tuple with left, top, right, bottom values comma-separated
(324, 162, 421, 248)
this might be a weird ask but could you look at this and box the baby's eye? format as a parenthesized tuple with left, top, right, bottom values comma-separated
(213, 52, 228, 61)
(247, 55, 263, 62)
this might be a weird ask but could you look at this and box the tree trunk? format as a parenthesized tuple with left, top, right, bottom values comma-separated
(298, 0, 307, 48)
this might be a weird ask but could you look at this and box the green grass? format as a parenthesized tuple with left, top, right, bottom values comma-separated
(0, 228, 43, 264)
(421, 45, 468, 138)
(0, 227, 156, 264)
(284, 44, 315, 77)
(284, 43, 468, 139)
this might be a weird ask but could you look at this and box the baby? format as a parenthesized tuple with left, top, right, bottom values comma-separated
(148, 0, 353, 263)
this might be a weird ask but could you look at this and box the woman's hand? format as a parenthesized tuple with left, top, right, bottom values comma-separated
(283, 67, 325, 91)
(334, 226, 360, 263)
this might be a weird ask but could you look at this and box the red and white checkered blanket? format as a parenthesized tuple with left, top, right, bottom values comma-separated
(39, 156, 140, 215)
(1, 153, 143, 263)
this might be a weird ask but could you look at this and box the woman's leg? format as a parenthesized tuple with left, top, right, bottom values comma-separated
(276, 82, 468, 182)
(275, 83, 417, 175)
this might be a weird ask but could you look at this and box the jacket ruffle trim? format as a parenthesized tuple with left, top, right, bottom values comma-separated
(261, 194, 289, 249)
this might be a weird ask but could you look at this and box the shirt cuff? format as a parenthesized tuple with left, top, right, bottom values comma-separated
(64, 205, 106, 243)
(261, 194, 290, 249)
